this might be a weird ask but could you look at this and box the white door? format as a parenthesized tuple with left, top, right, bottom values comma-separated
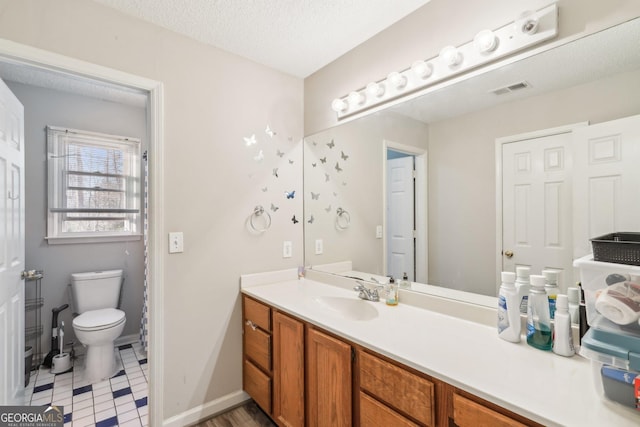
(502, 132, 573, 290)
(386, 155, 415, 281)
(0, 78, 26, 404)
(572, 114, 640, 258)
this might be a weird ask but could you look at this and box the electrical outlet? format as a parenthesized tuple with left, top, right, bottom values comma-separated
(315, 239, 323, 255)
(169, 232, 184, 253)
(376, 225, 383, 239)
(283, 241, 293, 258)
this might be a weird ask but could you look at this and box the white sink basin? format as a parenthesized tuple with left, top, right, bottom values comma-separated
(313, 296, 379, 321)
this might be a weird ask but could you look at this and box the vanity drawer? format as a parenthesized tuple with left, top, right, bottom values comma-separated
(359, 350, 435, 426)
(244, 320, 271, 372)
(244, 297, 271, 332)
(360, 392, 419, 427)
(244, 359, 272, 414)
(453, 393, 526, 427)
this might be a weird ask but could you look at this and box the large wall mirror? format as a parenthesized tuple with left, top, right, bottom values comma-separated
(303, 18, 640, 300)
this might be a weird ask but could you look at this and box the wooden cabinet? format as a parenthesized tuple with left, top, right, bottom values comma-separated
(272, 311, 305, 427)
(358, 349, 436, 426)
(242, 297, 273, 414)
(306, 327, 352, 427)
(242, 295, 541, 427)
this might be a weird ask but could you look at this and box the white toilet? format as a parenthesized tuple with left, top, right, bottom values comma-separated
(71, 270, 126, 384)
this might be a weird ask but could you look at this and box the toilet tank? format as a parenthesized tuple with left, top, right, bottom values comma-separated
(71, 270, 123, 313)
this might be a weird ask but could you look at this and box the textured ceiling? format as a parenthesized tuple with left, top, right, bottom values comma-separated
(91, 0, 432, 78)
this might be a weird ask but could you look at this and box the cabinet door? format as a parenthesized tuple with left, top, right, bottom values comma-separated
(273, 311, 305, 427)
(360, 392, 419, 427)
(453, 393, 527, 427)
(306, 327, 352, 427)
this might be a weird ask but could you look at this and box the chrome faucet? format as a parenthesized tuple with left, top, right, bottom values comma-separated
(354, 281, 380, 302)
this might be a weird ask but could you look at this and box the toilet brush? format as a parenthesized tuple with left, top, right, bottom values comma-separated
(51, 321, 71, 374)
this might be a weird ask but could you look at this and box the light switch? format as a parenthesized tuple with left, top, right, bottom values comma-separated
(283, 241, 293, 258)
(169, 232, 184, 253)
(376, 225, 383, 239)
(315, 239, 323, 255)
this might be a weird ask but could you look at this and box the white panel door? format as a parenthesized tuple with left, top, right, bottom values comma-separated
(386, 156, 415, 281)
(502, 133, 573, 290)
(572, 114, 640, 258)
(0, 77, 25, 405)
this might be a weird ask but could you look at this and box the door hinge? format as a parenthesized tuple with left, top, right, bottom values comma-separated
(413, 230, 418, 238)
(412, 169, 417, 179)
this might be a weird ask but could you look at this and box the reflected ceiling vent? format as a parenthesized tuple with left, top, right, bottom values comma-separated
(491, 81, 531, 95)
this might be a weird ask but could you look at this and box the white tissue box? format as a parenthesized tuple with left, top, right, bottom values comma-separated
(574, 254, 640, 336)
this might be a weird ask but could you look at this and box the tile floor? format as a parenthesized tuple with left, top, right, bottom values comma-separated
(23, 343, 148, 427)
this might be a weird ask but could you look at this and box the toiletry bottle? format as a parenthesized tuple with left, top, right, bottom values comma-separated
(386, 277, 398, 306)
(515, 266, 531, 314)
(552, 294, 575, 357)
(543, 270, 559, 319)
(526, 274, 552, 351)
(399, 272, 410, 289)
(498, 271, 521, 343)
(567, 287, 580, 325)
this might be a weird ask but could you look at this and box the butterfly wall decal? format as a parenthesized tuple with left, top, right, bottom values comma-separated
(341, 151, 349, 161)
(291, 215, 299, 224)
(320, 157, 327, 164)
(311, 192, 320, 200)
(333, 192, 338, 197)
(308, 215, 315, 224)
(276, 149, 284, 158)
(261, 187, 268, 192)
(273, 168, 279, 178)
(288, 159, 294, 164)
(325, 173, 330, 182)
(285, 190, 295, 199)
(270, 203, 279, 212)
(244, 134, 257, 146)
(253, 150, 264, 162)
(325, 205, 332, 212)
(265, 125, 276, 137)
(335, 162, 342, 172)
(327, 140, 335, 149)
(311, 162, 317, 168)
(312, 141, 317, 146)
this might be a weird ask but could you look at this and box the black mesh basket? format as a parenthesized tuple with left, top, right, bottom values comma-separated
(591, 232, 640, 266)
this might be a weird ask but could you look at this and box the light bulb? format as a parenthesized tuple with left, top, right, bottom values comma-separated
(366, 81, 385, 98)
(348, 91, 365, 106)
(387, 71, 407, 89)
(474, 30, 498, 54)
(331, 98, 348, 113)
(411, 60, 433, 79)
(439, 46, 462, 67)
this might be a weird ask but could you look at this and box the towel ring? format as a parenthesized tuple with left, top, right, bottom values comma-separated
(250, 205, 271, 233)
(335, 207, 351, 230)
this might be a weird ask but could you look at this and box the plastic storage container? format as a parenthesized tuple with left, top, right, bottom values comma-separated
(591, 232, 640, 266)
(573, 254, 640, 331)
(579, 321, 640, 411)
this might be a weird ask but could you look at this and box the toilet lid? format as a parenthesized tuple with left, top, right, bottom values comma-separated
(73, 308, 125, 330)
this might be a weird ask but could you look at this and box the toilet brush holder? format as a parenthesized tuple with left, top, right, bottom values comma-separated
(51, 352, 71, 374)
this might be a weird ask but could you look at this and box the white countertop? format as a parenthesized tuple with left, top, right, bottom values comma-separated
(240, 271, 640, 427)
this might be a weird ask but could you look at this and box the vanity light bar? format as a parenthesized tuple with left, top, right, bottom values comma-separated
(331, 3, 558, 119)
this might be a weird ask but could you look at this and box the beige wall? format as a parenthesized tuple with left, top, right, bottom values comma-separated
(305, 0, 640, 134)
(0, 0, 303, 421)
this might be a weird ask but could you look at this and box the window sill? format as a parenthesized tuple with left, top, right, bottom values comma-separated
(46, 234, 142, 245)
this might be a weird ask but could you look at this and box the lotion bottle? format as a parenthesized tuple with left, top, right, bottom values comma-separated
(567, 287, 580, 325)
(515, 266, 531, 314)
(526, 274, 552, 351)
(552, 294, 575, 357)
(498, 271, 521, 342)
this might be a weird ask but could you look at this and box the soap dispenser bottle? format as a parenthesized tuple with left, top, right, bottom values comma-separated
(515, 266, 531, 314)
(552, 294, 575, 357)
(386, 277, 398, 306)
(498, 271, 521, 343)
(399, 272, 410, 289)
(526, 274, 553, 351)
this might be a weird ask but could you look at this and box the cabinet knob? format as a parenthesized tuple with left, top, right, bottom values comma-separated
(245, 320, 257, 331)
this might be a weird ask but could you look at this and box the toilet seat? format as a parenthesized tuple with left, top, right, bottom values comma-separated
(73, 308, 125, 332)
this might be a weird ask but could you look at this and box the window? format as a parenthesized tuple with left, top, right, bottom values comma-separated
(47, 126, 142, 243)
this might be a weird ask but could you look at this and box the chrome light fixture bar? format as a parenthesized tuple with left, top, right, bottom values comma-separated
(331, 3, 558, 119)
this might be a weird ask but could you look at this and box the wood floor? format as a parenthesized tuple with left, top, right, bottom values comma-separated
(194, 400, 276, 427)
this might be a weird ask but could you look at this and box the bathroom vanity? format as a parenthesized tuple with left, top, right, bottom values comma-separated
(240, 269, 640, 427)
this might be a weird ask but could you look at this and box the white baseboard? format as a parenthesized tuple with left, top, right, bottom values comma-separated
(162, 390, 250, 427)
